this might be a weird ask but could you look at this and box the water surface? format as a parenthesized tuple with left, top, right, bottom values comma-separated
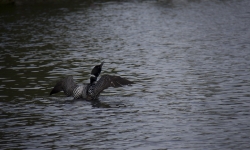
(1, 0, 250, 149)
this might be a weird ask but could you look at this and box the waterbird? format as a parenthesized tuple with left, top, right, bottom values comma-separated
(50, 62, 134, 100)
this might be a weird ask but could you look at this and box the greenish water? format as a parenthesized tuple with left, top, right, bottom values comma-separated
(1, 0, 250, 149)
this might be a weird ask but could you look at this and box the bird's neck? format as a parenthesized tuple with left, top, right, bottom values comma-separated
(90, 75, 97, 84)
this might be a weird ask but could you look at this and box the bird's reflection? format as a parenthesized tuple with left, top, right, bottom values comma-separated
(50, 96, 127, 108)
(63, 98, 111, 108)
(90, 99, 111, 108)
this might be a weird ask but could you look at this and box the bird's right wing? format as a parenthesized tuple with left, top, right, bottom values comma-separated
(50, 76, 78, 96)
(93, 75, 134, 96)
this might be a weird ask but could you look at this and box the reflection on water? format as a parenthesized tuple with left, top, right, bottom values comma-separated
(1, 0, 250, 149)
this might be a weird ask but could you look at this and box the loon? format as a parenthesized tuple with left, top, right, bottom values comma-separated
(50, 62, 134, 100)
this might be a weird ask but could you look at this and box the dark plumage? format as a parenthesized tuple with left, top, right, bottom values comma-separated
(49, 76, 77, 96)
(90, 62, 104, 84)
(87, 74, 134, 100)
(50, 62, 134, 100)
(91, 62, 104, 78)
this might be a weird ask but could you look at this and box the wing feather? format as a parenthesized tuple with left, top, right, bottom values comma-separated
(50, 76, 78, 96)
(93, 75, 134, 96)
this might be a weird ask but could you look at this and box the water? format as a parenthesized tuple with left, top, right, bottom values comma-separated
(1, 0, 250, 149)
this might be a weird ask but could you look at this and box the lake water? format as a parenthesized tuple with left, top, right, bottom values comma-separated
(1, 0, 250, 149)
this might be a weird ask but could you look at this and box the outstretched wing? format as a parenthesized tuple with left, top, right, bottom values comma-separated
(50, 76, 78, 96)
(93, 75, 134, 96)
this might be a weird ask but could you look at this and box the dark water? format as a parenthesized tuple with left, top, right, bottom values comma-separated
(1, 0, 250, 149)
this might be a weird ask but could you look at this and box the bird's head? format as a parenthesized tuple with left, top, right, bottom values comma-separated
(90, 62, 104, 78)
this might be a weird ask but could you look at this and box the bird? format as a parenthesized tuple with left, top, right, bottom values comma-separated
(49, 62, 134, 100)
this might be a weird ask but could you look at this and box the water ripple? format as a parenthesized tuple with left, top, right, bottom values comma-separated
(1, 0, 250, 149)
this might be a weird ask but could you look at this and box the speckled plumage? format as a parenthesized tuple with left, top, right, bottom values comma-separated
(50, 63, 134, 100)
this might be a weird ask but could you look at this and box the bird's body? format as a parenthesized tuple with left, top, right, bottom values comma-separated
(50, 63, 134, 100)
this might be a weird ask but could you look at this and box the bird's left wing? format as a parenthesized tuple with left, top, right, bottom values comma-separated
(50, 76, 78, 96)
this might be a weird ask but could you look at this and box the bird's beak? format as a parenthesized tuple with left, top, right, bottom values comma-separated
(100, 62, 104, 67)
